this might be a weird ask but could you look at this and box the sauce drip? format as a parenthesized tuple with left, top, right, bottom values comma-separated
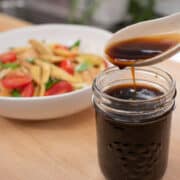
(131, 66, 136, 89)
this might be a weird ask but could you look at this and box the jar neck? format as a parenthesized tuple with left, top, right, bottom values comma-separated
(93, 67, 176, 123)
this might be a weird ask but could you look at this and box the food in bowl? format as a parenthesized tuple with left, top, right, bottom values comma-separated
(0, 39, 107, 97)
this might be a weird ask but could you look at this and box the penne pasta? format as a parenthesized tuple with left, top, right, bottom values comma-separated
(39, 54, 64, 63)
(51, 64, 82, 83)
(53, 48, 77, 57)
(35, 60, 51, 84)
(29, 39, 53, 56)
(17, 47, 37, 61)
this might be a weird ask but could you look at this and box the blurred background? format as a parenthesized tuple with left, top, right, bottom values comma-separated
(0, 0, 179, 32)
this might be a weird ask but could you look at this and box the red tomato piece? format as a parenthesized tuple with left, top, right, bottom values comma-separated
(21, 82, 35, 97)
(0, 52, 17, 63)
(54, 44, 68, 50)
(2, 74, 32, 89)
(45, 81, 73, 96)
(59, 60, 74, 75)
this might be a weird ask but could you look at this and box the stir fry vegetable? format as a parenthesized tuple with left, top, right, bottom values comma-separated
(0, 39, 107, 97)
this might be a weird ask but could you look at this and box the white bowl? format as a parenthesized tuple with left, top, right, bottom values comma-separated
(0, 24, 112, 120)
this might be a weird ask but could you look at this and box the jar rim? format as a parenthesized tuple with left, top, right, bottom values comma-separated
(93, 66, 176, 104)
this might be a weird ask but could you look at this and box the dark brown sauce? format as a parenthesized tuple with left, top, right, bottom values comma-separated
(96, 84, 172, 180)
(96, 101, 172, 180)
(105, 83, 163, 100)
(105, 33, 179, 69)
(105, 33, 179, 89)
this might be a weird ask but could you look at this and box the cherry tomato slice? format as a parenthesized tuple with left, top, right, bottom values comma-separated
(59, 60, 74, 75)
(54, 44, 68, 50)
(2, 74, 32, 89)
(21, 82, 35, 97)
(45, 81, 73, 96)
(0, 52, 17, 63)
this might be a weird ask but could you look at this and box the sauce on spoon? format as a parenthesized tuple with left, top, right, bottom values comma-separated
(105, 33, 179, 69)
(105, 33, 180, 87)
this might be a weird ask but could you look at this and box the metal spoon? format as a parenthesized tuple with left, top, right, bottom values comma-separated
(105, 13, 180, 67)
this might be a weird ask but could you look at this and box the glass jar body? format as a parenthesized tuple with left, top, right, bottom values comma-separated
(93, 67, 176, 180)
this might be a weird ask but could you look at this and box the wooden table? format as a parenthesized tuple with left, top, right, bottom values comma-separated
(0, 13, 179, 180)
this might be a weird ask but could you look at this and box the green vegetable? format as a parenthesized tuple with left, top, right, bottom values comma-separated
(70, 40, 81, 49)
(75, 61, 91, 72)
(26, 58, 35, 64)
(0, 62, 20, 69)
(11, 89, 21, 97)
(45, 78, 60, 90)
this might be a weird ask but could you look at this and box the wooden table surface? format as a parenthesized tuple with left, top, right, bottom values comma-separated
(0, 13, 179, 180)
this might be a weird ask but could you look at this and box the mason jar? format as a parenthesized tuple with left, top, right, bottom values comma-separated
(92, 66, 176, 180)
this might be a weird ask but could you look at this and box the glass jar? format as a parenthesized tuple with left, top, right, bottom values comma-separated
(92, 66, 176, 180)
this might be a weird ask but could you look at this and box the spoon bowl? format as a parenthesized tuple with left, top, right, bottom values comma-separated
(105, 13, 180, 66)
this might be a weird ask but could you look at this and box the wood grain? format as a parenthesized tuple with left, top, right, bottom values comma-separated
(0, 14, 179, 180)
(0, 13, 30, 31)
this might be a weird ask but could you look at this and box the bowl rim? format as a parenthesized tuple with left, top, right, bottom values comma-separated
(0, 23, 112, 37)
(0, 23, 112, 101)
